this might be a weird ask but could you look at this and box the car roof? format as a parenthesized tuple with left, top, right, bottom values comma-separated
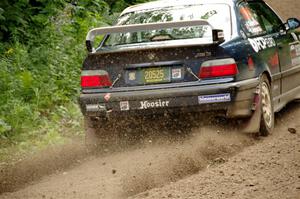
(121, 0, 230, 15)
(121, 0, 263, 15)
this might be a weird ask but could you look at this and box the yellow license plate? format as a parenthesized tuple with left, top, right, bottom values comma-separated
(143, 67, 170, 84)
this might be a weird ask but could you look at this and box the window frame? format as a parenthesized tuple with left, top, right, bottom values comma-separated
(100, 3, 233, 48)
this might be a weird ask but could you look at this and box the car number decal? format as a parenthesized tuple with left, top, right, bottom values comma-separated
(198, 93, 231, 104)
(268, 52, 279, 68)
(248, 37, 276, 53)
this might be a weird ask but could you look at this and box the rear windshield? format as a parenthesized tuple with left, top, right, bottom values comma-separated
(103, 4, 232, 47)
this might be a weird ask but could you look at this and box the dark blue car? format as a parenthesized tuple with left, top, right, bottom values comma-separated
(79, 0, 300, 146)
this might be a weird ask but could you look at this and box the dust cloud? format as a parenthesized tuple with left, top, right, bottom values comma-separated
(121, 126, 255, 197)
(0, 114, 255, 197)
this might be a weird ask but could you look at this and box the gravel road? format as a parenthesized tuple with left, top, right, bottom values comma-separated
(131, 103, 300, 199)
(0, 102, 299, 199)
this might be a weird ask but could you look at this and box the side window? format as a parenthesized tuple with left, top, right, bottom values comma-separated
(248, 2, 283, 34)
(238, 2, 266, 37)
(238, 2, 283, 37)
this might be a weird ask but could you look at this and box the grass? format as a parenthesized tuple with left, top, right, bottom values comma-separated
(0, 102, 84, 164)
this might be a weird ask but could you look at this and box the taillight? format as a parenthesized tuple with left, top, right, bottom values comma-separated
(199, 58, 238, 79)
(81, 70, 112, 88)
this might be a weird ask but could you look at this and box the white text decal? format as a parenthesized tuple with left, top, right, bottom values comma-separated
(248, 37, 276, 53)
(139, 99, 170, 109)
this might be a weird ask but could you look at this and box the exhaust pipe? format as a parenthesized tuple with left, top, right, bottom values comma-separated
(86, 104, 107, 116)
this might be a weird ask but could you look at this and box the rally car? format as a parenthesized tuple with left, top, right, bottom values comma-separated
(79, 0, 300, 146)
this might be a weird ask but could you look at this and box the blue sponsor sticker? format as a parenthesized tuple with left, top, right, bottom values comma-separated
(198, 93, 231, 104)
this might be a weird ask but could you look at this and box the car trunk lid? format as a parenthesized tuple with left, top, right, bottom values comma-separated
(82, 43, 225, 89)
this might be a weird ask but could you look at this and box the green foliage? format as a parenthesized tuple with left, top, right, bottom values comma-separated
(0, 0, 65, 42)
(0, 0, 154, 42)
(0, 4, 87, 138)
(0, 0, 153, 157)
(1, 4, 78, 144)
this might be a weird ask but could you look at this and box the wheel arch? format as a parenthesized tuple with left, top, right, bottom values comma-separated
(261, 71, 272, 85)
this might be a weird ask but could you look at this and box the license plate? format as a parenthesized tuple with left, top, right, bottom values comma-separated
(143, 67, 170, 84)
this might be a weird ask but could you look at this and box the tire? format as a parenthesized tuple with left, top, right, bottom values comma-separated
(259, 75, 274, 136)
(84, 116, 108, 152)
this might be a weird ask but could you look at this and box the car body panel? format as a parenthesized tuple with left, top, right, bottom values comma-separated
(79, 78, 259, 118)
(79, 0, 300, 121)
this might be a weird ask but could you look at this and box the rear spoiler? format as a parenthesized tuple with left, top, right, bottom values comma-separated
(86, 20, 225, 53)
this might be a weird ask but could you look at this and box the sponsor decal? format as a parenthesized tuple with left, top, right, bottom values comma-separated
(128, 72, 136, 81)
(104, 93, 111, 101)
(245, 20, 263, 34)
(290, 44, 300, 56)
(239, 6, 264, 35)
(147, 53, 156, 61)
(172, 68, 182, 79)
(195, 52, 206, 58)
(247, 56, 255, 71)
(198, 93, 231, 104)
(120, 101, 130, 111)
(195, 52, 212, 58)
(139, 99, 170, 110)
(268, 52, 279, 68)
(290, 44, 300, 65)
(248, 37, 276, 53)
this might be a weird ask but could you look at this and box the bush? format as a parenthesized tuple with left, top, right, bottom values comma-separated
(0, 4, 90, 142)
(0, 0, 153, 156)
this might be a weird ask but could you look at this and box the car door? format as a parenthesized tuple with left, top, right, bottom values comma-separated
(246, 1, 300, 108)
(238, 0, 300, 111)
(276, 30, 300, 102)
(237, 1, 281, 104)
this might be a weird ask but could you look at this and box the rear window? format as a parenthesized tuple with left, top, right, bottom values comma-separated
(103, 4, 232, 47)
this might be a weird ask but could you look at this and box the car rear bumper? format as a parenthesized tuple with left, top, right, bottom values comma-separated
(78, 78, 260, 119)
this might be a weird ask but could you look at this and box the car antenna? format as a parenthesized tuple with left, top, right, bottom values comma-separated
(110, 74, 122, 88)
(187, 67, 201, 82)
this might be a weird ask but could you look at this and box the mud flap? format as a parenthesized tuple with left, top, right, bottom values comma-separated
(242, 106, 261, 133)
(242, 86, 261, 133)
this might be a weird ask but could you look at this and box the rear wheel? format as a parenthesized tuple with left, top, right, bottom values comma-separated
(259, 75, 274, 136)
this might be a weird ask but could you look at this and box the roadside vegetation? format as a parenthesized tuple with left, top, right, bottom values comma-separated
(0, 0, 151, 161)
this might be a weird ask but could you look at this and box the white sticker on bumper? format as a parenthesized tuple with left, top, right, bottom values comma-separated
(139, 99, 170, 110)
(198, 93, 231, 104)
(171, 68, 182, 79)
(120, 101, 130, 111)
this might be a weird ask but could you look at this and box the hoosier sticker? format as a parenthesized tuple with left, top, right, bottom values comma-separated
(198, 93, 231, 104)
(139, 99, 170, 110)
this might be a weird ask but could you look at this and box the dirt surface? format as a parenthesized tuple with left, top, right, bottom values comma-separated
(131, 103, 300, 199)
(0, 102, 299, 199)
(0, 119, 255, 198)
